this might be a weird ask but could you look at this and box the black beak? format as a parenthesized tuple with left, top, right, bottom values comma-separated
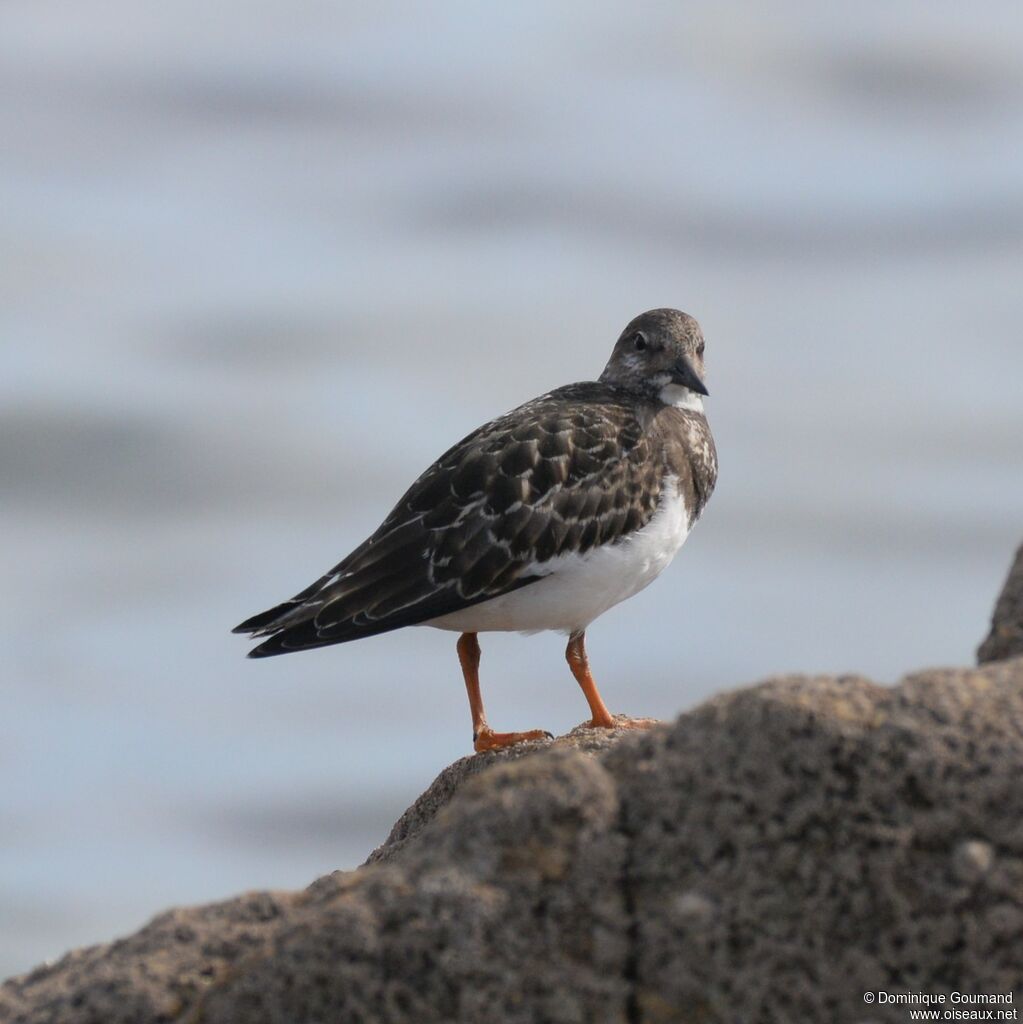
(671, 356, 709, 396)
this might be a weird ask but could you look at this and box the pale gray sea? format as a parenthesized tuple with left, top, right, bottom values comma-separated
(2, 1, 1022, 978)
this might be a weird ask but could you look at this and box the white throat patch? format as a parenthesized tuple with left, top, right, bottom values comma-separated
(659, 383, 705, 412)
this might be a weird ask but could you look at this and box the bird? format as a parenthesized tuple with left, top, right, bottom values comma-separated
(234, 308, 718, 752)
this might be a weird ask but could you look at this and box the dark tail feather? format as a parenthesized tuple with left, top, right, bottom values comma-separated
(246, 628, 313, 657)
(245, 616, 406, 658)
(232, 600, 303, 635)
(233, 566, 343, 635)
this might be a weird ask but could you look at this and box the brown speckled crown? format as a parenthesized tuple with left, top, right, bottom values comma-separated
(234, 313, 717, 656)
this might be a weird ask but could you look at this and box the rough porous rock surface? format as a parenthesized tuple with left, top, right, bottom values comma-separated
(3, 660, 1023, 1024)
(979, 541, 1023, 663)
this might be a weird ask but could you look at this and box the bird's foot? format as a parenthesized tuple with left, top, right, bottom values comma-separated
(473, 727, 554, 753)
(584, 714, 660, 731)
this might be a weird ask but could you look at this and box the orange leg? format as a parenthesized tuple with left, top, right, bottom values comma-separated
(457, 632, 551, 753)
(565, 631, 616, 728)
(566, 631, 659, 731)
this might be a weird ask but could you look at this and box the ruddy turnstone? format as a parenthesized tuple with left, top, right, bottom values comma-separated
(234, 308, 717, 752)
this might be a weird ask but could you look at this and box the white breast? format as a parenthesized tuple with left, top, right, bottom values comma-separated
(424, 474, 691, 635)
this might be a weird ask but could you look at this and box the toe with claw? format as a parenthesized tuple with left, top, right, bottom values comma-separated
(473, 728, 553, 753)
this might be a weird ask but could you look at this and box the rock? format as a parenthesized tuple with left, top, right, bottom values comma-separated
(0, 892, 291, 1024)
(979, 541, 1023, 663)
(6, 541, 1023, 1024)
(3, 659, 1023, 1024)
(608, 665, 1023, 1022)
(366, 716, 641, 866)
(951, 839, 995, 884)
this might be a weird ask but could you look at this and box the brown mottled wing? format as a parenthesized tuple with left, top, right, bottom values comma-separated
(236, 383, 664, 656)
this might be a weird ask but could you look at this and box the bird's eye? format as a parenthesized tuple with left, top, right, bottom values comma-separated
(697, 343, 705, 356)
(632, 332, 647, 351)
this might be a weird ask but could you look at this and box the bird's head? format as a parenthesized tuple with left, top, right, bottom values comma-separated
(599, 308, 709, 411)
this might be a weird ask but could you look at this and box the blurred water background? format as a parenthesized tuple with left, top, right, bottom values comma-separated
(2, 0, 1023, 979)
